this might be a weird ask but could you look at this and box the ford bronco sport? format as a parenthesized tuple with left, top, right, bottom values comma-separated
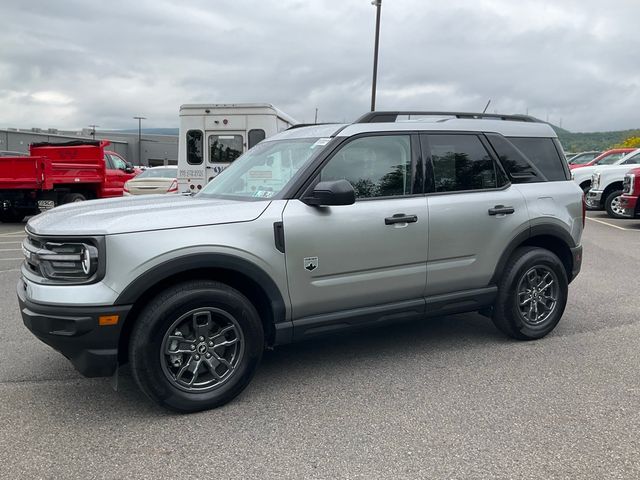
(18, 111, 584, 412)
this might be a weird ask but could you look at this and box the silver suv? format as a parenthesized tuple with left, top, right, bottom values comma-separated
(18, 111, 584, 412)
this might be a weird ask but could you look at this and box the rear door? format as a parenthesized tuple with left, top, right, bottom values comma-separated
(206, 133, 245, 183)
(423, 133, 530, 296)
(282, 133, 428, 332)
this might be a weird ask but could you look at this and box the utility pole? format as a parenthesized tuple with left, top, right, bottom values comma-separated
(88, 125, 99, 140)
(370, 0, 382, 111)
(314, 108, 318, 124)
(133, 116, 146, 165)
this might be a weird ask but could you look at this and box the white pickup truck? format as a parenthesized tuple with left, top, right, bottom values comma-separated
(584, 148, 640, 217)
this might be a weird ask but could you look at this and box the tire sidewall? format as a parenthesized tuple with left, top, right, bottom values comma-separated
(501, 249, 568, 339)
(131, 285, 263, 412)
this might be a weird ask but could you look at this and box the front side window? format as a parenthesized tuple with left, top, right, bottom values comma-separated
(209, 135, 243, 164)
(186, 130, 203, 165)
(110, 154, 127, 170)
(320, 135, 412, 199)
(427, 134, 500, 192)
(199, 138, 328, 200)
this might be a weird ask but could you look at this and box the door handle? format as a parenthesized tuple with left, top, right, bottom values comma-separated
(488, 205, 515, 216)
(385, 213, 418, 225)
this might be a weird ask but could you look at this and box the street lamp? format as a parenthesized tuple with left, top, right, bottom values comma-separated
(370, 0, 382, 112)
(133, 116, 146, 165)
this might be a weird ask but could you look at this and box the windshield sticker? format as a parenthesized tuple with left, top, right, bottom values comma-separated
(311, 138, 331, 148)
(253, 190, 275, 198)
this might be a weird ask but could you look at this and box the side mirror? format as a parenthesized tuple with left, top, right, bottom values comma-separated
(304, 179, 356, 206)
(124, 162, 135, 174)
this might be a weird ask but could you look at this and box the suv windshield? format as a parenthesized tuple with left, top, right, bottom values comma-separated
(198, 137, 329, 199)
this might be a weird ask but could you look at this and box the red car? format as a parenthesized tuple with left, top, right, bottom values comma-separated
(569, 148, 636, 170)
(620, 166, 640, 218)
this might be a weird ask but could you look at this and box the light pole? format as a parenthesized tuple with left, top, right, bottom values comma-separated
(88, 125, 99, 140)
(133, 116, 146, 165)
(370, 0, 382, 112)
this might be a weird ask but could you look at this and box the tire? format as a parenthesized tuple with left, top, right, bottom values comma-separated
(492, 247, 568, 340)
(61, 193, 87, 204)
(0, 209, 24, 223)
(604, 190, 625, 218)
(129, 280, 264, 412)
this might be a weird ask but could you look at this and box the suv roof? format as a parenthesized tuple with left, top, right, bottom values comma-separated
(274, 111, 557, 141)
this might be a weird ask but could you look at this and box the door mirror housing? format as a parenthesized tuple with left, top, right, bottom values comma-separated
(124, 162, 135, 174)
(304, 179, 356, 206)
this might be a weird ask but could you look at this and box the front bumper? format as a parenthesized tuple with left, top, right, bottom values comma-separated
(619, 195, 639, 218)
(17, 279, 131, 377)
(586, 190, 603, 209)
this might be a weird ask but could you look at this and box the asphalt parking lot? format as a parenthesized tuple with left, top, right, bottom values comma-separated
(1, 212, 639, 479)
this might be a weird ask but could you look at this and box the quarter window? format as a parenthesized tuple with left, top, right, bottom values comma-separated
(486, 133, 545, 183)
(508, 137, 567, 181)
(186, 130, 203, 165)
(320, 135, 412, 199)
(427, 134, 501, 192)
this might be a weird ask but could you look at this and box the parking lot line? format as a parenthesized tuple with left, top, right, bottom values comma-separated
(0, 258, 23, 261)
(0, 231, 25, 237)
(586, 217, 638, 231)
(0, 249, 22, 252)
(0, 241, 22, 244)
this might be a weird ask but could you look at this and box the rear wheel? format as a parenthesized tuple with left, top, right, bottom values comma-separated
(129, 280, 264, 412)
(492, 247, 568, 340)
(61, 193, 87, 204)
(605, 190, 625, 218)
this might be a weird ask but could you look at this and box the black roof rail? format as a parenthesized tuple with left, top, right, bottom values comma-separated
(286, 122, 339, 130)
(354, 111, 539, 124)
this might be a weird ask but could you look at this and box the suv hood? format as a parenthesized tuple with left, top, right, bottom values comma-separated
(27, 195, 271, 236)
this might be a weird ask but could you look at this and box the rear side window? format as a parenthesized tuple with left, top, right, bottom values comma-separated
(425, 134, 505, 192)
(485, 133, 546, 183)
(248, 129, 266, 149)
(186, 130, 203, 165)
(507, 137, 568, 181)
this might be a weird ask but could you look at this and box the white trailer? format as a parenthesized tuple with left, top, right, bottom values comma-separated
(178, 103, 298, 193)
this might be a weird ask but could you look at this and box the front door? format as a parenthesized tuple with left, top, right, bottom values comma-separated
(206, 132, 245, 183)
(282, 133, 428, 330)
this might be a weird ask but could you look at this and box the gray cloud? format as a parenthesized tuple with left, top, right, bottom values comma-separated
(0, 0, 638, 132)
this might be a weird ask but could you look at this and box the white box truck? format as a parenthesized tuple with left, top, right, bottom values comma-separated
(178, 103, 298, 193)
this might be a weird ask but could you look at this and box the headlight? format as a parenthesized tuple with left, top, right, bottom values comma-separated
(624, 173, 635, 195)
(22, 233, 104, 284)
(592, 172, 601, 189)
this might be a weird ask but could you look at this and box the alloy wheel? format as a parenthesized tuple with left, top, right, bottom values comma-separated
(516, 266, 559, 326)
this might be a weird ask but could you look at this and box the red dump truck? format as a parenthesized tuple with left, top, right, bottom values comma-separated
(0, 140, 138, 222)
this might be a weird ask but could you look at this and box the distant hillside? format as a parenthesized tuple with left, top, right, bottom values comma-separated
(553, 128, 640, 152)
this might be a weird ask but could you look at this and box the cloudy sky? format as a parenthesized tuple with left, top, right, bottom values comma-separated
(1, 0, 639, 132)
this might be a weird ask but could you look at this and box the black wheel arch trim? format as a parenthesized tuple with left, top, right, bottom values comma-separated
(491, 223, 577, 285)
(114, 253, 288, 326)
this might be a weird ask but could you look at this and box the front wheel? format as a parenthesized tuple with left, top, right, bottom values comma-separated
(605, 190, 625, 218)
(492, 247, 568, 340)
(61, 193, 87, 204)
(129, 281, 264, 412)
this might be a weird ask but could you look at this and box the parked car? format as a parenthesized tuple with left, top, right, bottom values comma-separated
(586, 149, 640, 217)
(567, 151, 601, 166)
(124, 166, 178, 196)
(620, 166, 640, 218)
(0, 140, 138, 222)
(568, 148, 635, 170)
(571, 148, 640, 193)
(18, 111, 583, 412)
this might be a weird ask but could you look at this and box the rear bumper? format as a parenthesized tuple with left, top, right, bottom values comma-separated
(619, 195, 639, 218)
(17, 279, 131, 377)
(570, 245, 583, 282)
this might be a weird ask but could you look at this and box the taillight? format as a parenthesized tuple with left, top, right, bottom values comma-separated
(168, 179, 178, 193)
